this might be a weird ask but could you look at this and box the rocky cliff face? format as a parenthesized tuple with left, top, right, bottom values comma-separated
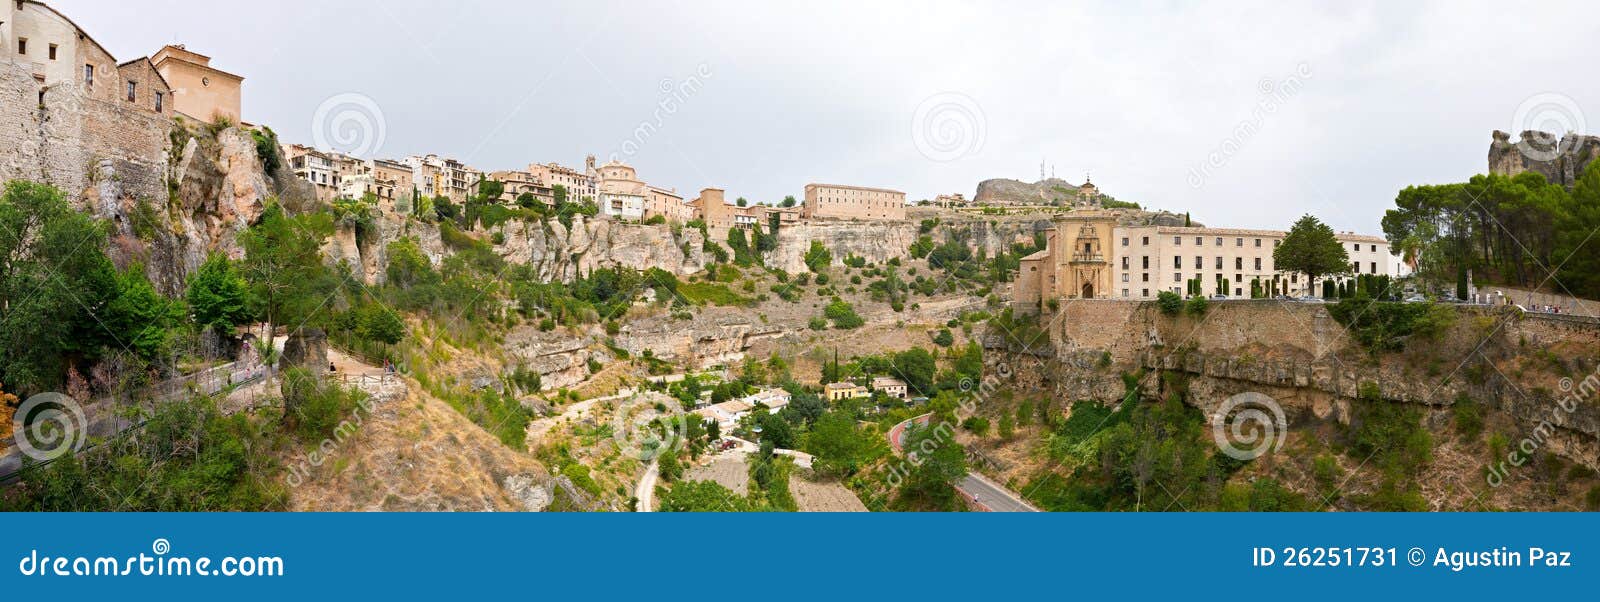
(988, 300, 1600, 473)
(1489, 130, 1600, 188)
(763, 220, 917, 273)
(326, 212, 709, 286)
(973, 177, 1077, 205)
(84, 125, 285, 295)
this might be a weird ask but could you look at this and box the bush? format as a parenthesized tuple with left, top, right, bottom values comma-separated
(1156, 291, 1182, 316)
(931, 329, 954, 347)
(823, 299, 864, 329)
(1184, 295, 1209, 317)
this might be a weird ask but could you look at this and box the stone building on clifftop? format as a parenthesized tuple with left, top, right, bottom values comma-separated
(1, 0, 176, 205)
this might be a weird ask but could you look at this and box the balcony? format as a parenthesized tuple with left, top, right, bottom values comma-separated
(1070, 252, 1106, 263)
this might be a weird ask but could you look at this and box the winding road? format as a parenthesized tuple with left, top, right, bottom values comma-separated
(889, 414, 1040, 512)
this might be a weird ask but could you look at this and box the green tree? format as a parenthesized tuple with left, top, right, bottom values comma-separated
(0, 181, 119, 392)
(186, 253, 253, 333)
(104, 263, 181, 362)
(803, 240, 832, 273)
(804, 411, 876, 476)
(358, 306, 406, 345)
(898, 421, 967, 508)
(891, 347, 937, 395)
(240, 203, 336, 340)
(1274, 214, 1349, 296)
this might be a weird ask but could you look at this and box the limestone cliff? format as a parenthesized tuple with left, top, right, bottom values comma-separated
(1489, 130, 1600, 188)
(989, 300, 1600, 473)
(974, 177, 1079, 205)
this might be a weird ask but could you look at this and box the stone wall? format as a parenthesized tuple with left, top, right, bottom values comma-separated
(1, 59, 171, 213)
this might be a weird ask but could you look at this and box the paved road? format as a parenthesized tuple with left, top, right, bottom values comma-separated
(635, 459, 659, 512)
(889, 414, 1039, 512)
(960, 472, 1037, 512)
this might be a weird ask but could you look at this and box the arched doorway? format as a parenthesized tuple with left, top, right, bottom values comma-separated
(1081, 283, 1094, 299)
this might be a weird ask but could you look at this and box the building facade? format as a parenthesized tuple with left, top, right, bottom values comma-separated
(283, 144, 338, 200)
(1, 1, 176, 204)
(1016, 216, 1396, 309)
(489, 170, 554, 206)
(526, 159, 597, 203)
(151, 44, 242, 123)
(802, 183, 906, 221)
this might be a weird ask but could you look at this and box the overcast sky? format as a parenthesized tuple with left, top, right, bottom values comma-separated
(59, 0, 1600, 234)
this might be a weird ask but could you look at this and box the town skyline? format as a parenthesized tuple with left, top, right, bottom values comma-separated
(52, 0, 1600, 234)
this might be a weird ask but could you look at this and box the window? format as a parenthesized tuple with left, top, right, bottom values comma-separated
(1174, 273, 1182, 282)
(1235, 274, 1242, 283)
(17, 38, 25, 55)
(1215, 237, 1223, 246)
(49, 44, 58, 60)
(1142, 273, 1149, 282)
(1142, 289, 1149, 298)
(1352, 262, 1360, 274)
(1254, 257, 1262, 270)
(84, 64, 93, 87)
(1371, 262, 1377, 274)
(1193, 256, 1201, 269)
(1254, 238, 1262, 247)
(1196, 236, 1203, 245)
(1122, 289, 1129, 298)
(1235, 257, 1243, 270)
(126, 81, 137, 102)
(1121, 237, 1129, 247)
(1142, 236, 1149, 246)
(1215, 256, 1222, 269)
(1174, 236, 1181, 246)
(1121, 273, 1129, 282)
(155, 91, 164, 112)
(1236, 238, 1243, 247)
(1142, 256, 1150, 269)
(1173, 256, 1181, 269)
(1121, 257, 1129, 269)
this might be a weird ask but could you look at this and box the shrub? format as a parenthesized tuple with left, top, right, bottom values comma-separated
(823, 299, 864, 329)
(1156, 291, 1182, 316)
(1184, 295, 1209, 317)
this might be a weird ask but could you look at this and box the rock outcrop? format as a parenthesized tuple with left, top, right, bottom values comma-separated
(973, 177, 1079, 205)
(990, 300, 1600, 472)
(1489, 130, 1600, 188)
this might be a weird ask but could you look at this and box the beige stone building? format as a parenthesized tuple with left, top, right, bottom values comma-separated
(803, 183, 906, 221)
(596, 160, 648, 220)
(1016, 216, 1396, 310)
(526, 159, 597, 203)
(646, 185, 692, 222)
(284, 144, 338, 200)
(151, 44, 242, 124)
(1015, 211, 1120, 304)
(1, 1, 177, 204)
(489, 169, 554, 206)
(369, 158, 413, 203)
